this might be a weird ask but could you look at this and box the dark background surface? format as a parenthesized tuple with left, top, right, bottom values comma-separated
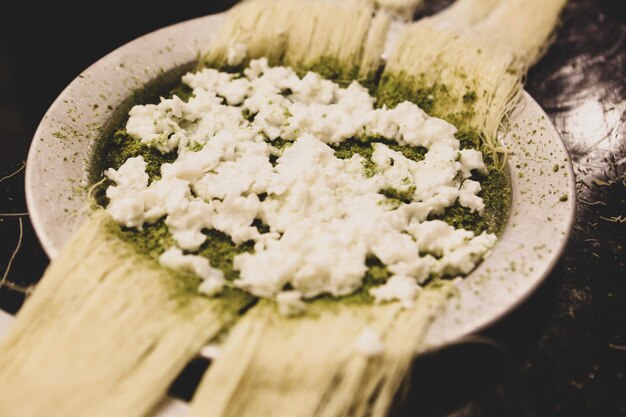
(0, 1, 624, 416)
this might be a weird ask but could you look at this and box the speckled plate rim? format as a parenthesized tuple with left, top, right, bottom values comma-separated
(422, 97, 576, 347)
(24, 13, 226, 260)
(14, 10, 575, 413)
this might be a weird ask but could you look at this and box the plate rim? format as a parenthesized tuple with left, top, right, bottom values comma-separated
(447, 92, 577, 340)
(24, 13, 227, 259)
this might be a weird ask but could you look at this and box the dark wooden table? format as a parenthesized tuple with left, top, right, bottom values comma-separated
(0, 1, 624, 416)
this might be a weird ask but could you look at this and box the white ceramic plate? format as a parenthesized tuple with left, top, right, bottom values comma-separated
(11, 11, 574, 416)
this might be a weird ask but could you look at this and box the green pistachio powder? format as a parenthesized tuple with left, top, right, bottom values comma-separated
(91, 58, 511, 307)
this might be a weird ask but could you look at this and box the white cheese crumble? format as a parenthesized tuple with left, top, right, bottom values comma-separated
(370, 275, 422, 308)
(104, 56, 498, 314)
(200, 344, 221, 360)
(159, 247, 225, 296)
(354, 327, 385, 357)
(276, 290, 307, 317)
(105, 156, 150, 228)
(226, 43, 248, 67)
